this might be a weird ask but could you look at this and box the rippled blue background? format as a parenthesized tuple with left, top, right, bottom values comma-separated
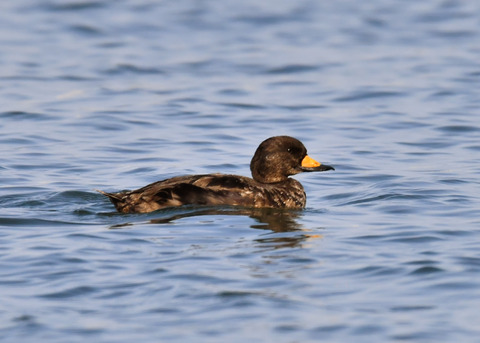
(1, 1, 480, 342)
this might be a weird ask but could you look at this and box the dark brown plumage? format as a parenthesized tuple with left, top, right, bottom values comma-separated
(98, 136, 334, 213)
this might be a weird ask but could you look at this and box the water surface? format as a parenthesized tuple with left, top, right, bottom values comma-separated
(1, 1, 480, 342)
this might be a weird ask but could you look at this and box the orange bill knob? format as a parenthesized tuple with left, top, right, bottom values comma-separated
(301, 155, 321, 168)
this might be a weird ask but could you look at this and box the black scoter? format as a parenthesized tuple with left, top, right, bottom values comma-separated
(98, 136, 334, 213)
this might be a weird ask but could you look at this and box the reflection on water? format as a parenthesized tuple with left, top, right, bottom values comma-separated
(110, 206, 324, 249)
(149, 207, 303, 231)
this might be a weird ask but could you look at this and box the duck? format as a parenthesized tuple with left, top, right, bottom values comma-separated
(98, 136, 334, 213)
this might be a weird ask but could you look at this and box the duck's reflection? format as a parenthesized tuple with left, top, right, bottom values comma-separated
(149, 207, 301, 231)
(143, 206, 324, 249)
(108, 206, 323, 248)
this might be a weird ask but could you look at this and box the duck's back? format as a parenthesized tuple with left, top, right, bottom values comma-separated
(100, 173, 306, 213)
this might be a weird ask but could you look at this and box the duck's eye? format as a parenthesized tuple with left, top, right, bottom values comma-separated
(287, 147, 300, 155)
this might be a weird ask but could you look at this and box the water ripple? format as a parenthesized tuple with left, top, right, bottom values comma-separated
(266, 64, 320, 75)
(39, 286, 97, 299)
(40, 1, 105, 12)
(0, 111, 54, 121)
(103, 64, 165, 75)
(333, 90, 407, 102)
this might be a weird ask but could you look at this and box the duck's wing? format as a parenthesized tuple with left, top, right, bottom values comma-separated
(139, 174, 257, 210)
(98, 174, 257, 213)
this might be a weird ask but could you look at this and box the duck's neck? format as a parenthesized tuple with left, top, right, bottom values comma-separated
(254, 178, 306, 208)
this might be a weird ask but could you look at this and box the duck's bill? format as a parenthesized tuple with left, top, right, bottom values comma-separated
(301, 164, 334, 172)
(300, 155, 335, 172)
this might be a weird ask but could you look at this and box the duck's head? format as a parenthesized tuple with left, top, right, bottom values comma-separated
(250, 136, 334, 184)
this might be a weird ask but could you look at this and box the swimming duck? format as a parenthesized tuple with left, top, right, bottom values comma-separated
(98, 136, 334, 213)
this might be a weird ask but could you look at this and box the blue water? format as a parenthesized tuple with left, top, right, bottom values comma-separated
(1, 1, 480, 342)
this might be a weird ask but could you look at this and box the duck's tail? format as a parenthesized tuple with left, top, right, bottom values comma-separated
(95, 189, 124, 202)
(96, 189, 134, 213)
